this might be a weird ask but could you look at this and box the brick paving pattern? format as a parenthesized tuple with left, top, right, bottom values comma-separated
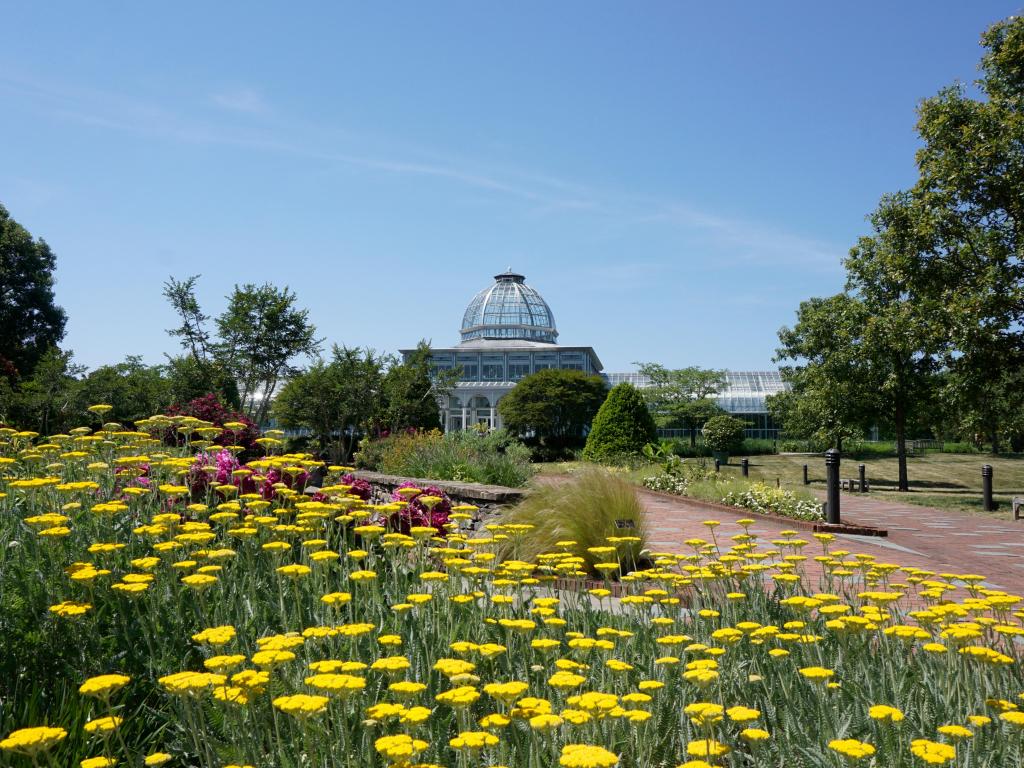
(640, 489, 1024, 597)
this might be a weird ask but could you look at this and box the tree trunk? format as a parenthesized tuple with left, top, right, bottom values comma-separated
(895, 406, 909, 492)
(689, 425, 696, 448)
(990, 426, 1001, 455)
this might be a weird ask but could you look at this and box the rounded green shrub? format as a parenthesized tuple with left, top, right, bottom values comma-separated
(701, 414, 748, 454)
(582, 383, 657, 462)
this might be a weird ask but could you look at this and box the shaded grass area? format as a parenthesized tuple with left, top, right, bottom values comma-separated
(706, 453, 1024, 518)
(536, 453, 1024, 518)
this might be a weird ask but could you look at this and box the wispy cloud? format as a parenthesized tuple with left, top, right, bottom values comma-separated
(640, 202, 845, 270)
(211, 87, 269, 114)
(0, 72, 845, 270)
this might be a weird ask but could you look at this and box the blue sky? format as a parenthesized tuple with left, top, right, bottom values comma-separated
(1, 2, 1018, 372)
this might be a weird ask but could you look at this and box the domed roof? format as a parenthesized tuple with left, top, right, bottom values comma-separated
(460, 270, 558, 344)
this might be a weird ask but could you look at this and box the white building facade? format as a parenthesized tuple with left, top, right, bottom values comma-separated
(400, 270, 603, 432)
(403, 271, 784, 438)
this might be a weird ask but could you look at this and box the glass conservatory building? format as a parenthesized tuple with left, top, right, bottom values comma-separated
(604, 370, 786, 439)
(401, 270, 603, 432)
(403, 270, 784, 437)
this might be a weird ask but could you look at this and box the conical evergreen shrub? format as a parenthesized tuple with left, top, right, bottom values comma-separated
(582, 382, 657, 461)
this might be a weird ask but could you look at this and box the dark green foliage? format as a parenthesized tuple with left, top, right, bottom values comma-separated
(498, 369, 608, 460)
(273, 345, 387, 462)
(0, 204, 67, 379)
(701, 414, 748, 454)
(378, 341, 454, 433)
(773, 294, 878, 452)
(165, 355, 241, 410)
(78, 356, 173, 424)
(0, 347, 83, 433)
(274, 343, 458, 462)
(582, 383, 657, 462)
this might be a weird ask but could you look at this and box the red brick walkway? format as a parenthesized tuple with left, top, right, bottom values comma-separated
(640, 489, 1024, 596)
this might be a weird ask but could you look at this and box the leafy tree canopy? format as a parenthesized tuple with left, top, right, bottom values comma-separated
(163, 275, 321, 425)
(78, 356, 172, 425)
(774, 294, 878, 453)
(378, 341, 456, 434)
(272, 345, 388, 462)
(0, 204, 67, 378)
(498, 368, 608, 451)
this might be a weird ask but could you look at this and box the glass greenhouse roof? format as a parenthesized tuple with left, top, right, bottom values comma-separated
(602, 370, 787, 415)
(460, 271, 558, 343)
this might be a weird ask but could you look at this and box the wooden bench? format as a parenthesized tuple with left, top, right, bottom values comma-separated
(841, 478, 870, 492)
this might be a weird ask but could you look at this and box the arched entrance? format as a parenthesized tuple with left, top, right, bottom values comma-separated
(470, 395, 493, 430)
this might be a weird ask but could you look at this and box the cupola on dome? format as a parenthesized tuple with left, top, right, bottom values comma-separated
(460, 270, 558, 344)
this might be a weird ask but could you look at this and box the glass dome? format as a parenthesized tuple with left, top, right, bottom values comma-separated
(460, 271, 558, 343)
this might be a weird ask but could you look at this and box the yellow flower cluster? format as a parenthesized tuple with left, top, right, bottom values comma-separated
(3, 423, 1024, 767)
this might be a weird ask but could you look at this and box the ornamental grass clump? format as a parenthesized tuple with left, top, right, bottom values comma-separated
(495, 468, 648, 574)
(2, 416, 1024, 767)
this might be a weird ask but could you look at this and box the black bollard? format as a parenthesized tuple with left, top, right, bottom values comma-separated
(741, 458, 749, 477)
(714, 458, 720, 472)
(859, 463, 867, 493)
(825, 448, 841, 525)
(982, 464, 995, 512)
(803, 464, 809, 485)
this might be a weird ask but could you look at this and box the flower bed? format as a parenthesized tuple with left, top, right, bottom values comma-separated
(0, 417, 1021, 767)
(721, 482, 824, 522)
(643, 472, 824, 522)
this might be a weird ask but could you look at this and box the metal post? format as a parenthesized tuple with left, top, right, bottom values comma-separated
(825, 448, 841, 525)
(858, 463, 867, 493)
(982, 464, 994, 512)
(802, 464, 809, 485)
(741, 458, 749, 477)
(714, 458, 720, 473)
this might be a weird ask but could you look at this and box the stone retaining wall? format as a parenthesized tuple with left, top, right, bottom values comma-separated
(350, 471, 527, 514)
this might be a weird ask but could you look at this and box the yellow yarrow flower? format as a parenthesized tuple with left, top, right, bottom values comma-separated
(0, 726, 68, 756)
(272, 694, 329, 717)
(79, 674, 130, 698)
(450, 730, 499, 750)
(828, 739, 875, 760)
(559, 743, 619, 768)
(909, 739, 956, 764)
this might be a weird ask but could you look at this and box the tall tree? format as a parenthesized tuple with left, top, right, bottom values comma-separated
(0, 204, 67, 378)
(908, 17, 1024, 452)
(162, 275, 211, 360)
(633, 363, 726, 445)
(844, 195, 942, 490)
(163, 276, 322, 424)
(215, 283, 322, 425)
(774, 295, 877, 454)
(379, 342, 456, 433)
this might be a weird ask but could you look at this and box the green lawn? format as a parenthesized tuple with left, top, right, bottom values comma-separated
(534, 452, 1024, 518)
(723, 452, 1024, 518)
